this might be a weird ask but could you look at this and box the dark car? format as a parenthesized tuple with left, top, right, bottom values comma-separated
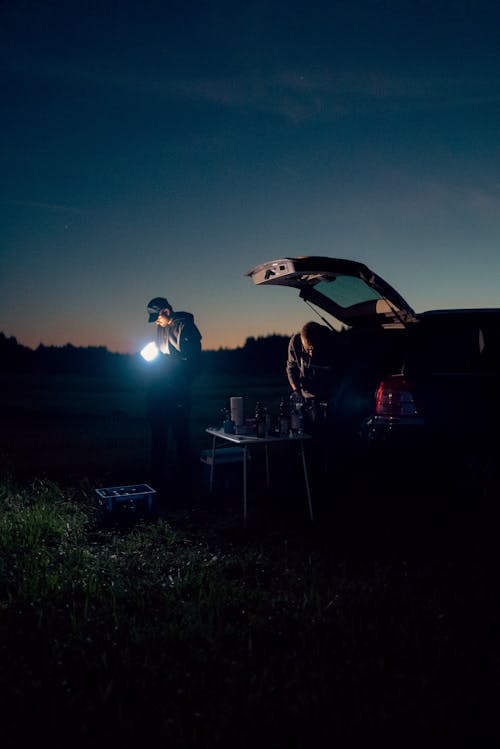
(246, 256, 500, 509)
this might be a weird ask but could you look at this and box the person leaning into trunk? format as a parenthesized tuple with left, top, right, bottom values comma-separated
(144, 296, 202, 499)
(286, 320, 343, 486)
(286, 320, 340, 415)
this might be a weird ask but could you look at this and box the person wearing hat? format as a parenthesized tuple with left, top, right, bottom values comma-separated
(145, 297, 202, 502)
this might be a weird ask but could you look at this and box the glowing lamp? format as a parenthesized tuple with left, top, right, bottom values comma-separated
(141, 342, 159, 362)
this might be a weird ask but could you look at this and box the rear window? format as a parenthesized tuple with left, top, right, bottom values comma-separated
(314, 276, 383, 309)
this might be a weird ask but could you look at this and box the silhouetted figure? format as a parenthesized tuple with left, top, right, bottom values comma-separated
(144, 297, 202, 502)
(286, 321, 341, 485)
(287, 321, 339, 414)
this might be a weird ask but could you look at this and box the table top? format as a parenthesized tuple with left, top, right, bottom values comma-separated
(206, 427, 311, 445)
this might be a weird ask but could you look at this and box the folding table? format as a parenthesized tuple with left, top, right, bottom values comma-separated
(205, 428, 314, 524)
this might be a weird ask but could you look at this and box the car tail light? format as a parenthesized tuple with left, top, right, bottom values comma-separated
(375, 375, 418, 417)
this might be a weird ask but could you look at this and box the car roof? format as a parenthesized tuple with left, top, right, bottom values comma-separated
(418, 308, 500, 318)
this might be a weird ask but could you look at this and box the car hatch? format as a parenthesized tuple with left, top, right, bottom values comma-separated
(246, 256, 416, 329)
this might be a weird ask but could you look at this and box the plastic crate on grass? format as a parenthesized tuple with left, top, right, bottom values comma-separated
(95, 484, 156, 512)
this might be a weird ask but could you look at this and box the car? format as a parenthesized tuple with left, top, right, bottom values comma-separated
(246, 256, 500, 511)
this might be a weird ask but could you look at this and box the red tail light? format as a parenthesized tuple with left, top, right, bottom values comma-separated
(375, 375, 418, 417)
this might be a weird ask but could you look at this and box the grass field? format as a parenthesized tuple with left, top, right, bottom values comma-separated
(1, 372, 499, 746)
(0, 372, 287, 481)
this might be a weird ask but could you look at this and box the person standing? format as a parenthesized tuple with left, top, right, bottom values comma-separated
(144, 296, 202, 500)
(286, 321, 341, 486)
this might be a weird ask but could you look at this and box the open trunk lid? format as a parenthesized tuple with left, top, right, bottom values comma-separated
(246, 256, 416, 329)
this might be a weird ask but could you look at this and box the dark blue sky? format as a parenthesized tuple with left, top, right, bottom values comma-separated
(1, 0, 499, 352)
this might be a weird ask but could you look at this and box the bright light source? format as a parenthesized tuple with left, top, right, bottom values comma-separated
(141, 341, 159, 361)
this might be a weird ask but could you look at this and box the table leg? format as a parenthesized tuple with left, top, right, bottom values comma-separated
(243, 445, 248, 525)
(300, 442, 314, 522)
(209, 435, 216, 493)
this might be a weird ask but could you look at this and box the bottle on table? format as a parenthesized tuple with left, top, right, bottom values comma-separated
(222, 403, 235, 434)
(278, 395, 290, 437)
(305, 397, 316, 426)
(255, 400, 267, 437)
(265, 408, 272, 436)
(290, 391, 304, 436)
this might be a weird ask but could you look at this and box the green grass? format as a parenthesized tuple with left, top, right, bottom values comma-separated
(1, 475, 499, 747)
(1, 372, 499, 746)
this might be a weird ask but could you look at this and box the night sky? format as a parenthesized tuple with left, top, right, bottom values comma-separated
(1, 0, 499, 353)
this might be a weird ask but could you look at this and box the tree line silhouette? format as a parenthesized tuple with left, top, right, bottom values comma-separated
(0, 332, 290, 377)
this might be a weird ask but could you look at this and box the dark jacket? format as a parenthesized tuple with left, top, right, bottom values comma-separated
(147, 311, 202, 404)
(286, 331, 338, 402)
(156, 312, 202, 373)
